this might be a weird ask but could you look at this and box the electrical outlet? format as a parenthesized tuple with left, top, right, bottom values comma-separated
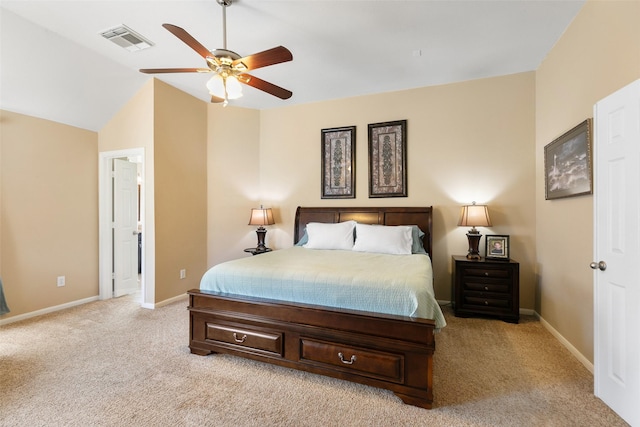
(57, 276, 65, 287)
(179, 269, 186, 279)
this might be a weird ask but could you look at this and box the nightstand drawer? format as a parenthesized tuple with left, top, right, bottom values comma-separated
(463, 295, 511, 309)
(463, 281, 510, 294)
(462, 267, 510, 279)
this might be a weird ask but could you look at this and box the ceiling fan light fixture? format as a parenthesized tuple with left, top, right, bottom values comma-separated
(225, 75, 243, 99)
(206, 74, 225, 97)
(206, 74, 242, 101)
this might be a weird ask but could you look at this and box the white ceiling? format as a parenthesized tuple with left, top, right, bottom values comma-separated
(0, 0, 585, 131)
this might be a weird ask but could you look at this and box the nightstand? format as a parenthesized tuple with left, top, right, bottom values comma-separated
(451, 255, 519, 323)
(244, 248, 272, 256)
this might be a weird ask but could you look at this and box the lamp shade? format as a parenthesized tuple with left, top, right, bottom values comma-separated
(458, 204, 492, 228)
(248, 208, 275, 226)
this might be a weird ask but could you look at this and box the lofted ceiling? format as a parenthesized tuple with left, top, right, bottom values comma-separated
(0, 0, 585, 131)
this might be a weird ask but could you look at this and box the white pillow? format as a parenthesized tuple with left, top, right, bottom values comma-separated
(352, 223, 413, 255)
(303, 220, 356, 250)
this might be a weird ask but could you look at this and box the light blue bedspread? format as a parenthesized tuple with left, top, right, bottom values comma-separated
(200, 247, 446, 329)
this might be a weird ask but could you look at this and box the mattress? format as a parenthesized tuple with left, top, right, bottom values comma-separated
(200, 246, 446, 329)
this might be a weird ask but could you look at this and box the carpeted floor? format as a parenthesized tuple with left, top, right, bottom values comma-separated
(0, 297, 628, 426)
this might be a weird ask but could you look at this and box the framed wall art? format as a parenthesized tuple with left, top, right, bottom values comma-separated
(544, 119, 593, 200)
(321, 126, 356, 199)
(485, 235, 510, 260)
(368, 120, 407, 198)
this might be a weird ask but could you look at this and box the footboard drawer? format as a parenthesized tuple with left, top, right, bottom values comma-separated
(300, 338, 404, 383)
(206, 323, 283, 356)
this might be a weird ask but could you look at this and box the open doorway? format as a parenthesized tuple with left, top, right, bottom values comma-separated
(99, 148, 146, 306)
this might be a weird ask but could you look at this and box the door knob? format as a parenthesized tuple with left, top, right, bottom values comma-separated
(133, 230, 139, 236)
(590, 261, 607, 271)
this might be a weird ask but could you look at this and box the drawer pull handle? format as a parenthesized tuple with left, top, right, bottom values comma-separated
(484, 286, 489, 291)
(338, 352, 357, 365)
(484, 300, 489, 305)
(233, 333, 247, 343)
(484, 272, 489, 276)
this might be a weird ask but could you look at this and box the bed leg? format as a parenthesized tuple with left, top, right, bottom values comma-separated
(190, 347, 215, 356)
(394, 392, 433, 410)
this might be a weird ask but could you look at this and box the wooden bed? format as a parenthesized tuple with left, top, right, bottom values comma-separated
(188, 206, 437, 409)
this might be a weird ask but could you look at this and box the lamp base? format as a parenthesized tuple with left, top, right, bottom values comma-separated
(255, 226, 268, 251)
(466, 232, 482, 260)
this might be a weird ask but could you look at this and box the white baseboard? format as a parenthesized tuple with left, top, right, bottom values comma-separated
(144, 292, 188, 309)
(0, 295, 100, 326)
(535, 311, 594, 374)
(0, 292, 190, 324)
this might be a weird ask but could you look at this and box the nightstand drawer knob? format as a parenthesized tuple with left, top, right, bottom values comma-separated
(484, 300, 489, 305)
(484, 286, 489, 291)
(484, 272, 489, 276)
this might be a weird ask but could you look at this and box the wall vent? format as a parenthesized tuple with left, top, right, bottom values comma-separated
(100, 25, 153, 52)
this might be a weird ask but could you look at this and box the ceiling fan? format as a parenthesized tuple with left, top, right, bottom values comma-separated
(140, 0, 293, 106)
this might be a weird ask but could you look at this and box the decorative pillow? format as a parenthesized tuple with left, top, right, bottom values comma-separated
(303, 220, 356, 250)
(295, 229, 308, 246)
(352, 223, 413, 255)
(410, 225, 427, 254)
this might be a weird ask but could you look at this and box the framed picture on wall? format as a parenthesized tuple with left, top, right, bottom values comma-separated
(544, 119, 593, 200)
(368, 119, 407, 198)
(485, 235, 510, 260)
(321, 126, 356, 199)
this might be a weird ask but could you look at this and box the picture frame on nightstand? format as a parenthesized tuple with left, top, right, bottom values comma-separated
(485, 235, 510, 260)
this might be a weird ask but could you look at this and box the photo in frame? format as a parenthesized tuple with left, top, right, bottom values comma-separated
(485, 235, 510, 260)
(321, 126, 356, 199)
(368, 120, 407, 198)
(544, 119, 593, 200)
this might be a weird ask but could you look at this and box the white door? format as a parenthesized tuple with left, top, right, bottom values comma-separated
(593, 79, 640, 427)
(113, 158, 139, 297)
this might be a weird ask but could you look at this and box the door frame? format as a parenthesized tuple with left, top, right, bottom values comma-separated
(99, 148, 150, 306)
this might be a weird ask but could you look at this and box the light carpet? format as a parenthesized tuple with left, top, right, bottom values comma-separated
(0, 297, 627, 426)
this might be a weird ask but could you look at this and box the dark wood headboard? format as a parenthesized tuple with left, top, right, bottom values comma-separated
(294, 206, 433, 257)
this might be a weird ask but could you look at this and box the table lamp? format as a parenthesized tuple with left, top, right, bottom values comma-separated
(458, 202, 492, 260)
(248, 206, 275, 251)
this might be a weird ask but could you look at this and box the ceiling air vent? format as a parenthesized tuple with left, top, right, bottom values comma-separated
(100, 25, 153, 52)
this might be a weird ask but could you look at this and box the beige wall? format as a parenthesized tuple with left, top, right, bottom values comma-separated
(99, 79, 154, 151)
(259, 72, 537, 303)
(153, 80, 208, 302)
(0, 110, 98, 317)
(100, 78, 208, 305)
(535, 0, 640, 362)
(207, 106, 261, 266)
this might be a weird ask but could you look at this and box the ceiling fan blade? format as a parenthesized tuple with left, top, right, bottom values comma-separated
(162, 23, 212, 59)
(240, 74, 292, 100)
(210, 95, 225, 103)
(232, 46, 293, 71)
(139, 68, 210, 74)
